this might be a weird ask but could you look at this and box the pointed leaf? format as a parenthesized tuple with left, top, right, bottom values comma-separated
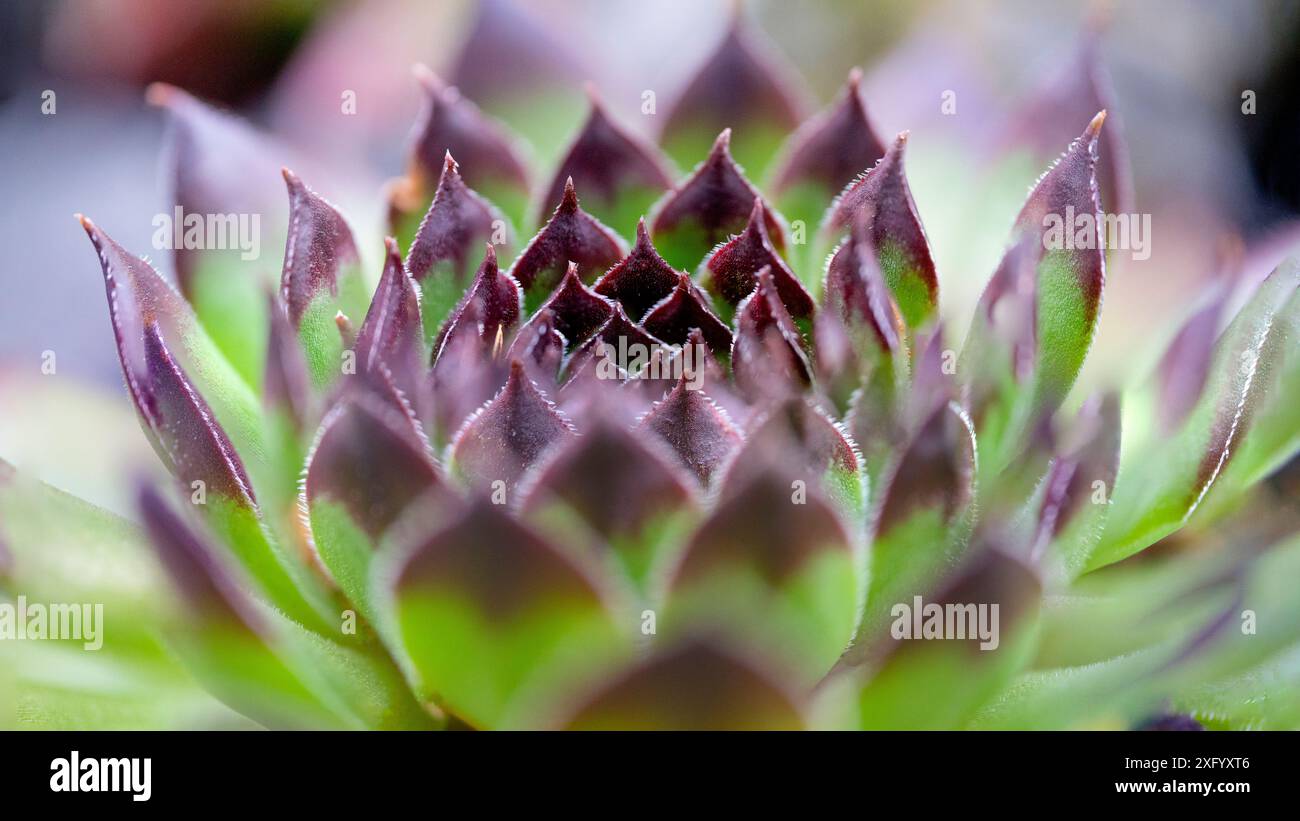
(396, 65, 530, 227)
(772, 68, 887, 200)
(704, 199, 813, 319)
(406, 152, 508, 340)
(449, 361, 577, 493)
(642, 271, 733, 353)
(731, 267, 813, 402)
(825, 132, 938, 330)
(507, 178, 627, 310)
(639, 373, 743, 487)
(660, 10, 807, 177)
(593, 218, 683, 319)
(651, 129, 786, 270)
(539, 89, 673, 237)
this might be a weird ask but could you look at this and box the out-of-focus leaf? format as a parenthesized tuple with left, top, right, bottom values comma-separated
(771, 68, 886, 259)
(379, 496, 626, 728)
(304, 390, 451, 629)
(1001, 25, 1133, 216)
(557, 639, 805, 730)
(538, 89, 673, 239)
(139, 483, 436, 730)
(848, 548, 1041, 730)
(1090, 261, 1299, 570)
(148, 84, 293, 386)
(1034, 393, 1122, 583)
(394, 65, 531, 233)
(664, 452, 860, 680)
(639, 373, 743, 487)
(849, 401, 977, 645)
(518, 409, 698, 585)
(659, 10, 806, 179)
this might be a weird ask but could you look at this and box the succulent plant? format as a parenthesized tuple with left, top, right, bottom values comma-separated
(3, 4, 1300, 732)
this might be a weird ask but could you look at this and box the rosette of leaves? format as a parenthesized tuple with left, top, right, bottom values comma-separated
(2, 6, 1299, 731)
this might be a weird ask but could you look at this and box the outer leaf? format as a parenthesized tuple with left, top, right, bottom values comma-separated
(849, 548, 1041, 730)
(1090, 261, 1300, 570)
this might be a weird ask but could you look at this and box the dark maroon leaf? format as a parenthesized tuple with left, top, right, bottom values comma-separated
(80, 216, 256, 507)
(508, 178, 627, 296)
(732, 267, 813, 402)
(674, 450, 851, 588)
(402, 64, 530, 200)
(704, 199, 813, 317)
(147, 83, 288, 297)
(429, 295, 511, 443)
(825, 131, 938, 329)
(660, 11, 806, 160)
(639, 374, 743, 486)
(519, 410, 697, 538)
(642, 272, 733, 353)
(280, 167, 361, 327)
(449, 0, 583, 103)
(651, 129, 787, 260)
(724, 397, 861, 494)
(450, 360, 576, 492)
(533, 261, 614, 347)
(823, 220, 904, 353)
(305, 391, 445, 540)
(771, 67, 887, 197)
(393, 494, 600, 624)
(564, 302, 668, 381)
(355, 238, 425, 404)
(593, 218, 684, 319)
(433, 243, 523, 364)
(406, 152, 504, 286)
(875, 402, 976, 539)
(506, 306, 566, 385)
